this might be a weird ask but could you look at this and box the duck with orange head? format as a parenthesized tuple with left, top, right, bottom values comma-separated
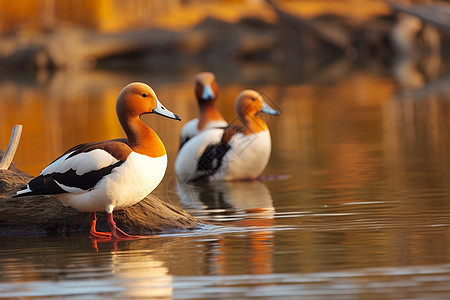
(175, 90, 279, 182)
(15, 82, 181, 239)
(179, 72, 227, 149)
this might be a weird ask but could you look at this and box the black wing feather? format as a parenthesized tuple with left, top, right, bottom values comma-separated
(52, 160, 124, 191)
(14, 158, 124, 197)
(193, 142, 231, 181)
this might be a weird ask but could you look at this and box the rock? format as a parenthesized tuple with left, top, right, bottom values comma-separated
(0, 150, 202, 236)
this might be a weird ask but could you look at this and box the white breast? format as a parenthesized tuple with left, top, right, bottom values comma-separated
(180, 119, 200, 141)
(216, 130, 272, 181)
(205, 120, 228, 129)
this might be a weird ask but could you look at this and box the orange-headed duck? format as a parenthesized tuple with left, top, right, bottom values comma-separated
(175, 90, 279, 182)
(15, 82, 181, 239)
(179, 72, 227, 149)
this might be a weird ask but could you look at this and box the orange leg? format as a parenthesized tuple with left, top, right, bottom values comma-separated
(106, 212, 142, 240)
(90, 212, 112, 238)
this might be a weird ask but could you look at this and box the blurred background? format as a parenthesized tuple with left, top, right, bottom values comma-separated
(1, 0, 450, 178)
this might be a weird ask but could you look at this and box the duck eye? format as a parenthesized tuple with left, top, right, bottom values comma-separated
(142, 93, 148, 98)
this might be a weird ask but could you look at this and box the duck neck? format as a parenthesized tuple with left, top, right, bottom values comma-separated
(241, 113, 268, 135)
(121, 115, 166, 157)
(198, 102, 224, 130)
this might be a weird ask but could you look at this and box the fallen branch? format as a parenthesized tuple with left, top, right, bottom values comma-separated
(0, 125, 23, 170)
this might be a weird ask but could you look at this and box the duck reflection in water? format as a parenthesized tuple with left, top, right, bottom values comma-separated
(177, 180, 276, 275)
(177, 180, 275, 221)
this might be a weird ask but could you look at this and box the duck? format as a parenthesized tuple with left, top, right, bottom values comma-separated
(14, 82, 181, 239)
(175, 89, 279, 182)
(179, 72, 227, 149)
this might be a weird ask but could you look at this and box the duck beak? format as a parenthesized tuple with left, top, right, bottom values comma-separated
(152, 99, 182, 121)
(202, 85, 215, 100)
(261, 100, 280, 116)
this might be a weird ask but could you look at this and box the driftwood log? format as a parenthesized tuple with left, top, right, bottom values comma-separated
(0, 149, 201, 236)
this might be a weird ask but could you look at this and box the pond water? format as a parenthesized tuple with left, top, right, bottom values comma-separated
(2, 60, 450, 299)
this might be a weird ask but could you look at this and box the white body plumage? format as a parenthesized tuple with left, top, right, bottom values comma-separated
(175, 128, 271, 182)
(56, 152, 167, 213)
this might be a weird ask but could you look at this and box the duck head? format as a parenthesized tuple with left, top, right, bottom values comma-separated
(235, 90, 280, 134)
(116, 82, 181, 121)
(195, 72, 218, 103)
(235, 90, 280, 118)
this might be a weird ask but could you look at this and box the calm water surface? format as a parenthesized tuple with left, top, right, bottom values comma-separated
(2, 63, 450, 299)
